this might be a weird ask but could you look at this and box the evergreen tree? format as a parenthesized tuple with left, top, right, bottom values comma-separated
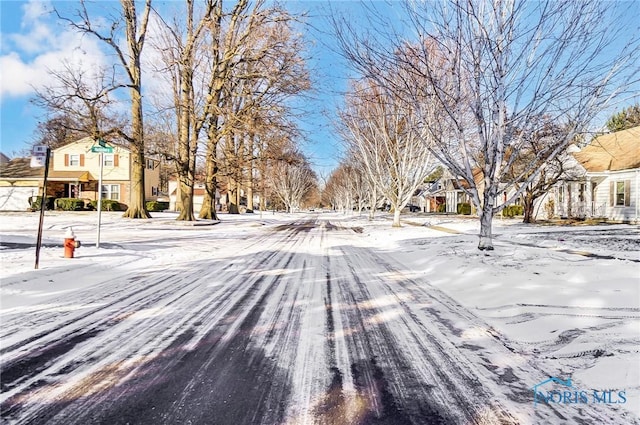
(606, 104, 640, 132)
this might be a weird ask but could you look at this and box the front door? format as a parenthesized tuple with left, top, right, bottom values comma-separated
(66, 184, 79, 198)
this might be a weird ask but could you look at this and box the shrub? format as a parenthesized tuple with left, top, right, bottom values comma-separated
(437, 203, 446, 213)
(502, 204, 524, 218)
(146, 201, 169, 212)
(457, 202, 471, 215)
(55, 198, 85, 211)
(29, 196, 55, 211)
(544, 199, 555, 220)
(89, 199, 123, 211)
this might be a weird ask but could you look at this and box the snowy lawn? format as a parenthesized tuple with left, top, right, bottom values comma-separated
(341, 212, 640, 417)
(1, 210, 638, 419)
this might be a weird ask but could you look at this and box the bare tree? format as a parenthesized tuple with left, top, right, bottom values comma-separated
(268, 150, 317, 213)
(32, 61, 124, 143)
(505, 119, 585, 223)
(200, 2, 310, 217)
(31, 116, 85, 151)
(58, 0, 153, 218)
(334, 0, 640, 248)
(323, 166, 350, 213)
(339, 79, 434, 227)
(151, 0, 215, 221)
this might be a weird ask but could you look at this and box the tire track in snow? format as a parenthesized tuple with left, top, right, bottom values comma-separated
(0, 221, 307, 424)
(3, 218, 636, 424)
(350, 238, 638, 425)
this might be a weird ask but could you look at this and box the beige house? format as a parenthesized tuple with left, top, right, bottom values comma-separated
(0, 138, 161, 211)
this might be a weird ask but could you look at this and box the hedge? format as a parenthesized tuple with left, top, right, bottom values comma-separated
(89, 199, 124, 211)
(457, 202, 472, 215)
(146, 201, 169, 212)
(55, 198, 85, 211)
(29, 196, 55, 211)
(437, 203, 446, 213)
(502, 204, 524, 218)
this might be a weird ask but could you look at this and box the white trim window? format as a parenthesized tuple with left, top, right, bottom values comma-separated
(69, 154, 80, 166)
(610, 180, 631, 207)
(101, 184, 120, 201)
(103, 154, 114, 166)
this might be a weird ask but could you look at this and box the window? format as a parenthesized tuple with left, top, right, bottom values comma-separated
(65, 153, 84, 167)
(558, 186, 564, 203)
(610, 180, 630, 207)
(101, 184, 120, 201)
(578, 183, 585, 202)
(152, 186, 158, 196)
(103, 154, 114, 166)
(146, 159, 155, 170)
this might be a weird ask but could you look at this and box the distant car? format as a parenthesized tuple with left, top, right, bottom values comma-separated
(408, 204, 420, 212)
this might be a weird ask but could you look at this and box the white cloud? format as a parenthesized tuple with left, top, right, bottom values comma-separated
(10, 0, 55, 55)
(0, 52, 46, 97)
(0, 1, 107, 103)
(21, 0, 52, 24)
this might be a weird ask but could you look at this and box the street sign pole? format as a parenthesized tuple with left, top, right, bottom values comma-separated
(34, 147, 51, 270)
(91, 142, 112, 248)
(97, 153, 104, 248)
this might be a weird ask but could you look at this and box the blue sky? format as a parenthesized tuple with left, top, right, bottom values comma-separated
(1, 0, 638, 176)
(0, 0, 369, 177)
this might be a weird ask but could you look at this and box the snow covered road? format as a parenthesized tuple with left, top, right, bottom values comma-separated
(1, 213, 638, 424)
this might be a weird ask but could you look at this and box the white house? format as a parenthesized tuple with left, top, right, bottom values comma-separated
(570, 126, 640, 223)
(168, 181, 223, 213)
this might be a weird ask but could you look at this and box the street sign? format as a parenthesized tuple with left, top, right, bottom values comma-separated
(91, 146, 114, 153)
(98, 138, 106, 147)
(30, 145, 47, 167)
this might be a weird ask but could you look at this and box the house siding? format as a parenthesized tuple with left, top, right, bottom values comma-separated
(54, 140, 130, 181)
(596, 170, 639, 222)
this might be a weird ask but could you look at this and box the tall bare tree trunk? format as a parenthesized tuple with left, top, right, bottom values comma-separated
(199, 131, 219, 220)
(478, 184, 497, 250)
(392, 208, 401, 227)
(246, 138, 254, 211)
(123, 67, 149, 218)
(523, 192, 536, 223)
(176, 66, 196, 221)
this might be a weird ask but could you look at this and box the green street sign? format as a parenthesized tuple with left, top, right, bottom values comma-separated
(91, 146, 114, 153)
(98, 138, 106, 147)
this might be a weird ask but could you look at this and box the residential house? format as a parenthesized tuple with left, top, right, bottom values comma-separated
(531, 145, 589, 220)
(0, 157, 43, 211)
(0, 137, 161, 211)
(168, 181, 224, 213)
(440, 168, 486, 214)
(410, 169, 482, 214)
(411, 180, 446, 212)
(533, 127, 639, 222)
(571, 126, 639, 222)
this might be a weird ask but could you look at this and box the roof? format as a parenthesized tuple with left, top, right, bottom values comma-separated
(0, 158, 94, 182)
(0, 158, 44, 180)
(48, 170, 94, 182)
(573, 126, 640, 172)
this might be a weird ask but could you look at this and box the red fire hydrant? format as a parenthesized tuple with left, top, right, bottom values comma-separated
(64, 227, 81, 258)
